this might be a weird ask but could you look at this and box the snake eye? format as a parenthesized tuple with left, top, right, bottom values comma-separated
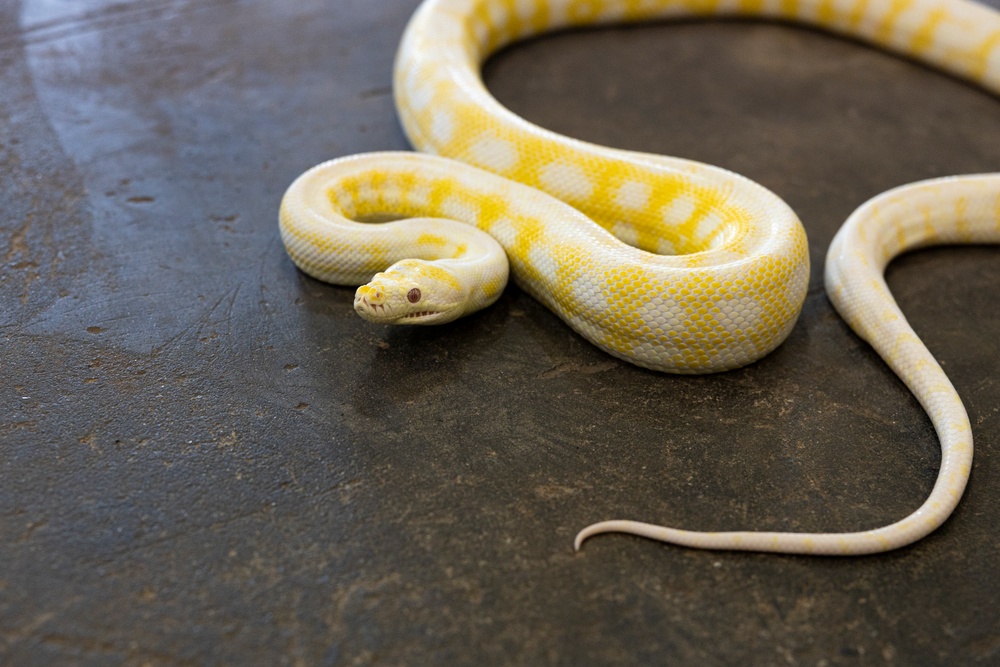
(407, 288, 421, 304)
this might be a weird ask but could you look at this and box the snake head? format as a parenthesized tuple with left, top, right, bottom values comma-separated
(354, 259, 466, 325)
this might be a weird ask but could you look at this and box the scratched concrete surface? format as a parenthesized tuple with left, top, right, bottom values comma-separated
(2, 0, 999, 664)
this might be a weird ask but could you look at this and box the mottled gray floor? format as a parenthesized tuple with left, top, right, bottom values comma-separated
(2, 1, 999, 664)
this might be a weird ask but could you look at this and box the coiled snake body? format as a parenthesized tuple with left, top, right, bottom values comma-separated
(280, 0, 1000, 555)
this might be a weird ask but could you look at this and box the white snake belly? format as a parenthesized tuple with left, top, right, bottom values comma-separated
(279, 0, 1000, 555)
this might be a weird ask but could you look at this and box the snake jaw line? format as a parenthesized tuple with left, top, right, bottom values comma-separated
(402, 310, 441, 320)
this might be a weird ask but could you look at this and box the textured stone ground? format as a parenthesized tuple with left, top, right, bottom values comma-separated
(1, 1, 999, 664)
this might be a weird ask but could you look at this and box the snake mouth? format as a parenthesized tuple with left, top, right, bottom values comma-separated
(396, 310, 454, 324)
(354, 297, 394, 323)
(354, 297, 448, 325)
(403, 310, 441, 320)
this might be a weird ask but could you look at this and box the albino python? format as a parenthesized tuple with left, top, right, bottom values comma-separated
(280, 0, 1000, 555)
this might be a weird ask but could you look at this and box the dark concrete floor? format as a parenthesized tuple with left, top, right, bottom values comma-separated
(2, 0, 999, 664)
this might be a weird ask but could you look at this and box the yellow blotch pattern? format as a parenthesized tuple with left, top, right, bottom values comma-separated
(280, 0, 1000, 556)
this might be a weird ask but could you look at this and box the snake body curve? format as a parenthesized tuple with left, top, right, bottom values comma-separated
(279, 0, 1000, 555)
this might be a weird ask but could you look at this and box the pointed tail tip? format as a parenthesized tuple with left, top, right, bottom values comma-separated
(574, 520, 671, 552)
(573, 521, 614, 552)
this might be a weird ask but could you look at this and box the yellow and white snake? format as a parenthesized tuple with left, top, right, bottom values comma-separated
(279, 0, 1000, 555)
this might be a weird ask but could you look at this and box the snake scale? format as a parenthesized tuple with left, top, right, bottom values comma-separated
(280, 0, 1000, 555)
